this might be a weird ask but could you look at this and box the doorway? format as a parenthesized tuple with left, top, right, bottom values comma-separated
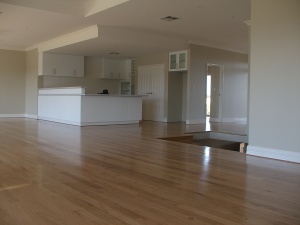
(206, 64, 223, 122)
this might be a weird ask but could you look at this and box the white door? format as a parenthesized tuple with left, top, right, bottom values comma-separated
(138, 64, 164, 121)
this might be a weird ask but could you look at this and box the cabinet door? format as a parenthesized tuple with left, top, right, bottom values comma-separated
(169, 50, 188, 71)
(101, 59, 112, 78)
(169, 53, 177, 71)
(101, 58, 127, 79)
(114, 60, 126, 79)
(63, 55, 84, 77)
(123, 60, 132, 80)
(39, 53, 84, 77)
(39, 53, 61, 75)
(178, 51, 187, 70)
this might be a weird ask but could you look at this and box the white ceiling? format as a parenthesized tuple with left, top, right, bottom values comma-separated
(0, 0, 250, 57)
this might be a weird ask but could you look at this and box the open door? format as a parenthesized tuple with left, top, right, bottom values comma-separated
(207, 64, 223, 122)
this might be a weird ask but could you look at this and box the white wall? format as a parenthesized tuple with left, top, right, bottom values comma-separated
(168, 72, 184, 122)
(248, 0, 300, 159)
(187, 44, 248, 124)
(0, 49, 26, 116)
(26, 49, 38, 117)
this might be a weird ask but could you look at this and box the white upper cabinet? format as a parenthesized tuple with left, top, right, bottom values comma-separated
(124, 59, 132, 80)
(99, 58, 131, 80)
(38, 53, 84, 77)
(169, 50, 188, 71)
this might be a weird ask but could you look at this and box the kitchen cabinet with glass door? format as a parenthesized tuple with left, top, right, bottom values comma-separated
(169, 50, 188, 71)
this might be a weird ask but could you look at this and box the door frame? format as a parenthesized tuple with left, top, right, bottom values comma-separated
(206, 63, 224, 123)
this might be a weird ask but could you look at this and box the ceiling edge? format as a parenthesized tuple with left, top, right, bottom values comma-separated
(25, 25, 99, 53)
(188, 40, 248, 54)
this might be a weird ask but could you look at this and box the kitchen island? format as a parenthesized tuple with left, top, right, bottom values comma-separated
(38, 87, 142, 126)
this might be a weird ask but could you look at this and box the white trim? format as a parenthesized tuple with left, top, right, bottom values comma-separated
(38, 117, 81, 126)
(186, 119, 206, 124)
(81, 120, 140, 126)
(222, 118, 247, 123)
(247, 145, 300, 163)
(0, 46, 26, 51)
(162, 118, 168, 123)
(39, 116, 140, 127)
(0, 114, 25, 118)
(25, 114, 38, 119)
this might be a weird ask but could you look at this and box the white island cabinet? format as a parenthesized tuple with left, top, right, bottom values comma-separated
(38, 87, 142, 126)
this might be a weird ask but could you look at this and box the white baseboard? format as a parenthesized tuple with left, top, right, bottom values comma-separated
(0, 114, 38, 119)
(0, 114, 25, 118)
(25, 114, 38, 119)
(222, 118, 247, 123)
(39, 116, 140, 127)
(209, 117, 221, 122)
(38, 116, 81, 126)
(81, 120, 140, 126)
(247, 145, 300, 163)
(186, 119, 206, 124)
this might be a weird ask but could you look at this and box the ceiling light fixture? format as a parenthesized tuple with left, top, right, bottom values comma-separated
(161, 16, 179, 21)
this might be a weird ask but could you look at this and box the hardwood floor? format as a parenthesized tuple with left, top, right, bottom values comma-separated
(0, 118, 299, 225)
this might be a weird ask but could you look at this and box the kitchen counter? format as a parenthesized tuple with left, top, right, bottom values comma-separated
(38, 87, 142, 126)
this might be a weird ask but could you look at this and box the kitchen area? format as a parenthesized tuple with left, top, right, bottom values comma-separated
(38, 52, 142, 126)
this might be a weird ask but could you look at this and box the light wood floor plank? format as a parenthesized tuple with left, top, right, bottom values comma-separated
(0, 119, 299, 225)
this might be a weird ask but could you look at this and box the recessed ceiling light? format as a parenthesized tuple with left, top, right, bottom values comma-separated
(161, 16, 179, 21)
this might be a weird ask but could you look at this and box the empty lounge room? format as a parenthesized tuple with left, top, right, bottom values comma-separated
(0, 0, 300, 224)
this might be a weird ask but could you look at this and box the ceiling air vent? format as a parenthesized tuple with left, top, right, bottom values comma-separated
(160, 16, 179, 21)
(108, 52, 120, 55)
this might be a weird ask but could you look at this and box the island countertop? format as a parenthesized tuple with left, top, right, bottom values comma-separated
(38, 87, 143, 97)
(38, 87, 143, 126)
